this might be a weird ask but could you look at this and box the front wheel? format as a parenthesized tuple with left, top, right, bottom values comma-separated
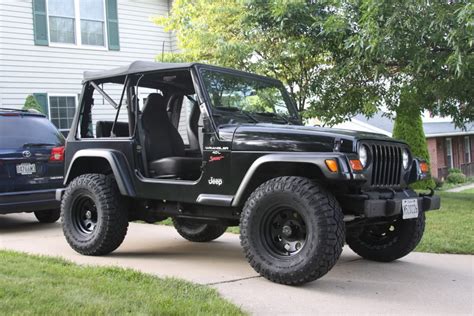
(346, 213, 425, 262)
(61, 174, 129, 256)
(240, 176, 345, 285)
(173, 218, 227, 242)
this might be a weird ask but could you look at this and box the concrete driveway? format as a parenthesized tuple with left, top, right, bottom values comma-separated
(1, 213, 472, 315)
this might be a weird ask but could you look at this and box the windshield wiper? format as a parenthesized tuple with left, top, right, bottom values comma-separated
(255, 112, 290, 124)
(214, 107, 259, 123)
(23, 142, 55, 147)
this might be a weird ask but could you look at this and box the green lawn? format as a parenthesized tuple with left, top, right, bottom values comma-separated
(415, 191, 474, 254)
(160, 191, 473, 255)
(0, 251, 244, 316)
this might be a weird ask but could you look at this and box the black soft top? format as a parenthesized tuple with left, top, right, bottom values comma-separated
(83, 61, 197, 82)
(82, 61, 282, 85)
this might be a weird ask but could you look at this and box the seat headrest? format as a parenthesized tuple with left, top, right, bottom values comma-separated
(143, 93, 166, 114)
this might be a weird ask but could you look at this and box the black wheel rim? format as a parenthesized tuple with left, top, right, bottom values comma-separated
(361, 220, 399, 246)
(71, 195, 98, 236)
(261, 207, 307, 257)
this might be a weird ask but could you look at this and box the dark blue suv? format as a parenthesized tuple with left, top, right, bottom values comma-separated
(0, 108, 65, 223)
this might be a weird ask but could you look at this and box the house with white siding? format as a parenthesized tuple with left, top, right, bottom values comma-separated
(0, 0, 178, 136)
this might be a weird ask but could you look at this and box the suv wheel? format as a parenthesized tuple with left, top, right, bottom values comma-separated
(61, 174, 128, 256)
(173, 218, 227, 242)
(34, 209, 60, 223)
(240, 176, 345, 285)
(346, 213, 425, 262)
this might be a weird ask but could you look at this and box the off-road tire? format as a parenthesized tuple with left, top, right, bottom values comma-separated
(173, 218, 227, 242)
(61, 174, 128, 256)
(240, 176, 345, 285)
(346, 212, 425, 262)
(34, 209, 60, 223)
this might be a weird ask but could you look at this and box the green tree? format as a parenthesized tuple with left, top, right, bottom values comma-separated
(154, 0, 329, 113)
(22, 95, 44, 113)
(309, 0, 473, 127)
(157, 1, 473, 125)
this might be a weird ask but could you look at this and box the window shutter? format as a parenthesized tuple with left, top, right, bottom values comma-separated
(105, 0, 120, 51)
(33, 93, 49, 118)
(32, 0, 49, 46)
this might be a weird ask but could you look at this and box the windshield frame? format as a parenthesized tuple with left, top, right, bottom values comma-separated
(196, 65, 301, 129)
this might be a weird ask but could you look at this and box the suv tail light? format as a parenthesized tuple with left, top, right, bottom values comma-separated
(49, 146, 65, 162)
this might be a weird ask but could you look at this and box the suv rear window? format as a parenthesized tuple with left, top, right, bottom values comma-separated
(0, 115, 65, 148)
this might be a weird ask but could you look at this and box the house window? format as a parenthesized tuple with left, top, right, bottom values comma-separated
(80, 0, 105, 46)
(47, 0, 106, 47)
(465, 136, 471, 163)
(446, 138, 453, 169)
(48, 0, 75, 44)
(49, 95, 76, 135)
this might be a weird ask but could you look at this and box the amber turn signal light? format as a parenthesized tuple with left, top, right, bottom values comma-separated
(349, 159, 364, 171)
(420, 162, 429, 173)
(325, 159, 338, 172)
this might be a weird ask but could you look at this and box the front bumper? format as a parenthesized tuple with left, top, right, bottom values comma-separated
(363, 194, 440, 218)
(340, 190, 440, 218)
(0, 189, 60, 214)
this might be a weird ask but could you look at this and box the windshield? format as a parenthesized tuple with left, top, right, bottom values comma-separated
(201, 69, 300, 126)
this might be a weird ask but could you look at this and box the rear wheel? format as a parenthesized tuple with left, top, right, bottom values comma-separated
(240, 176, 345, 285)
(61, 174, 128, 256)
(34, 209, 60, 223)
(346, 213, 425, 262)
(173, 218, 227, 242)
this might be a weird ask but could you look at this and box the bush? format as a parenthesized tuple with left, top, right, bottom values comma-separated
(393, 89, 435, 189)
(433, 177, 444, 189)
(446, 172, 467, 184)
(448, 168, 462, 174)
(22, 95, 43, 113)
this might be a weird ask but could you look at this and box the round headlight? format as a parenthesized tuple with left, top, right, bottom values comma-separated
(358, 145, 368, 167)
(402, 149, 410, 169)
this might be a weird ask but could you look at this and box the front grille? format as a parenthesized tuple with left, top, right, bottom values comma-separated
(369, 143, 403, 187)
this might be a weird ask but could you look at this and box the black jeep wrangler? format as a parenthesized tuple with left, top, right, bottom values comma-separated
(58, 61, 440, 285)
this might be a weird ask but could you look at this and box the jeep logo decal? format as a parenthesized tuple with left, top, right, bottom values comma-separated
(208, 177, 223, 186)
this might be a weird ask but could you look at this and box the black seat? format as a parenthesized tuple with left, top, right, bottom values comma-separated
(186, 99, 204, 153)
(96, 121, 129, 138)
(142, 93, 201, 179)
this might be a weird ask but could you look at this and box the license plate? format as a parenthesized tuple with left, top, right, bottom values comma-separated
(402, 198, 419, 219)
(16, 163, 36, 175)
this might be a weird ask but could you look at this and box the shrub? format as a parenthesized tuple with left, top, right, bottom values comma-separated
(448, 168, 462, 174)
(393, 92, 435, 189)
(433, 177, 444, 189)
(22, 95, 44, 113)
(446, 172, 466, 184)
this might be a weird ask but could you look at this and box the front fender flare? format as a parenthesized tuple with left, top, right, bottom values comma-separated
(64, 149, 136, 197)
(231, 153, 354, 207)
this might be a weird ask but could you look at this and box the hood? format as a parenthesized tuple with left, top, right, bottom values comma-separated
(227, 124, 402, 152)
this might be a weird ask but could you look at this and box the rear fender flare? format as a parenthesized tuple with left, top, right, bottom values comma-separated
(64, 149, 136, 197)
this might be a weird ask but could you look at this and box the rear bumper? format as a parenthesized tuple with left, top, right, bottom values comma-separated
(340, 190, 441, 219)
(0, 189, 60, 214)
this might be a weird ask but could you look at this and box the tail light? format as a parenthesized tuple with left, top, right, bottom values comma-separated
(49, 146, 65, 162)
